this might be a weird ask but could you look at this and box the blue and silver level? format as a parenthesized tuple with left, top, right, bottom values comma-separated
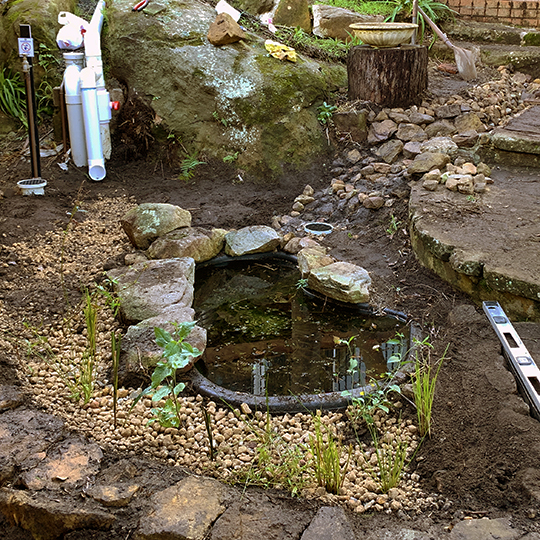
(483, 301, 540, 421)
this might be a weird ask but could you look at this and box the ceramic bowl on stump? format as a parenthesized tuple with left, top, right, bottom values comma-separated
(349, 22, 418, 48)
(17, 178, 47, 195)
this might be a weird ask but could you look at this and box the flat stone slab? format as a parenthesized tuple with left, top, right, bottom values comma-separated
(409, 164, 540, 320)
(449, 517, 521, 540)
(137, 476, 232, 540)
(492, 106, 540, 155)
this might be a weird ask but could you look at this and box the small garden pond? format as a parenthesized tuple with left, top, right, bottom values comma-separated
(193, 255, 410, 398)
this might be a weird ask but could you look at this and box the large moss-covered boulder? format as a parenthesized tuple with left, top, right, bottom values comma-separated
(0, 0, 74, 67)
(106, 0, 346, 178)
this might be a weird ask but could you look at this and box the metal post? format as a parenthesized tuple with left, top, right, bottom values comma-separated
(22, 55, 41, 179)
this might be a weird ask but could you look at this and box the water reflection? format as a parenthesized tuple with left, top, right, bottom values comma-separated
(194, 259, 409, 396)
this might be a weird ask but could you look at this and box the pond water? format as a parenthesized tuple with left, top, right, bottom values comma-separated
(193, 256, 409, 397)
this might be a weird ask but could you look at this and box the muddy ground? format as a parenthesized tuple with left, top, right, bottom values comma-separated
(1, 64, 540, 539)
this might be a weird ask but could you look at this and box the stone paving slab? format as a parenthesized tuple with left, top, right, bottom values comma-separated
(409, 165, 540, 320)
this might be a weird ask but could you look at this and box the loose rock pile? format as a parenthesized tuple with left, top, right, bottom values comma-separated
(274, 67, 539, 231)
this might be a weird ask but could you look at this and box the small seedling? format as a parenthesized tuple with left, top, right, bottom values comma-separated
(131, 321, 202, 428)
(386, 214, 402, 236)
(317, 101, 337, 125)
(179, 153, 205, 181)
(223, 152, 239, 163)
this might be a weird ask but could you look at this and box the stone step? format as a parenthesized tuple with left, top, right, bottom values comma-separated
(441, 19, 540, 47)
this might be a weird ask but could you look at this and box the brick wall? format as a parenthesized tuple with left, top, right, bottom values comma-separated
(446, 0, 540, 26)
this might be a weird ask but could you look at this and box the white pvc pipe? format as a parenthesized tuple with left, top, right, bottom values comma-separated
(80, 67, 105, 181)
(63, 52, 87, 167)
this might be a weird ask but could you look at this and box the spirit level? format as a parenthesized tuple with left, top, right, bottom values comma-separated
(483, 301, 540, 421)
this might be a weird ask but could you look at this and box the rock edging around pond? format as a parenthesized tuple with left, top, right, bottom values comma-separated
(108, 204, 374, 389)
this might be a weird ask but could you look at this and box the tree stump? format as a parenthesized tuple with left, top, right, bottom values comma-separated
(347, 45, 428, 108)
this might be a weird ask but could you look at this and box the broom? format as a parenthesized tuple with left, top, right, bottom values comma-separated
(415, 4, 477, 81)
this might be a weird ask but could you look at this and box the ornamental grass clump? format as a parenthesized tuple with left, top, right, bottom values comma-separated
(412, 338, 449, 437)
(309, 413, 352, 495)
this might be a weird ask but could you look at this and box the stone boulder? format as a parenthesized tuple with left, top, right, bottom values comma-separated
(147, 227, 228, 262)
(119, 306, 206, 387)
(137, 477, 232, 540)
(207, 13, 246, 45)
(307, 261, 371, 304)
(297, 246, 334, 276)
(407, 152, 451, 175)
(312, 5, 382, 41)
(273, 0, 311, 32)
(106, 0, 347, 178)
(0, 0, 74, 67)
(121, 204, 192, 250)
(107, 258, 195, 323)
(225, 226, 281, 256)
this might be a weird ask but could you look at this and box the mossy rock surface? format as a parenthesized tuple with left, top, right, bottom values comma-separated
(107, 0, 346, 178)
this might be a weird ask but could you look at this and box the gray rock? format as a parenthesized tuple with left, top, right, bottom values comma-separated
(312, 4, 382, 40)
(121, 203, 192, 250)
(308, 261, 371, 303)
(147, 227, 228, 262)
(374, 139, 404, 164)
(297, 247, 333, 276)
(425, 119, 457, 138)
(106, 0, 346, 178)
(368, 119, 398, 144)
(301, 506, 355, 540)
(225, 226, 281, 256)
(0, 385, 25, 411)
(87, 484, 140, 508)
(407, 152, 451, 174)
(436, 103, 462, 118)
(363, 196, 385, 209)
(274, 0, 311, 31)
(409, 111, 435, 125)
(396, 123, 428, 142)
(108, 258, 195, 323)
(0, 488, 115, 540)
(403, 141, 423, 159)
(453, 130, 479, 147)
(137, 477, 232, 540)
(20, 437, 103, 491)
(420, 136, 458, 157)
(454, 112, 486, 133)
(449, 517, 521, 540)
(422, 179, 439, 191)
(515, 468, 540, 503)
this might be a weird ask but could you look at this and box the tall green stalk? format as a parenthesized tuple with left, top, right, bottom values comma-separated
(111, 330, 121, 428)
(412, 341, 448, 437)
(309, 414, 351, 495)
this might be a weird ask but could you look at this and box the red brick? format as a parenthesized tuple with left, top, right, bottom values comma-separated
(498, 6, 511, 15)
(486, 6, 499, 15)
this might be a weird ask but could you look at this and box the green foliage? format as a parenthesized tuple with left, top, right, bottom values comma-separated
(212, 111, 228, 127)
(179, 153, 205, 181)
(132, 322, 202, 429)
(411, 337, 448, 437)
(81, 289, 99, 403)
(386, 0, 456, 41)
(36, 43, 62, 118)
(309, 413, 352, 494)
(314, 0, 395, 17)
(317, 101, 337, 125)
(96, 276, 121, 317)
(386, 214, 402, 236)
(226, 404, 310, 497)
(0, 68, 26, 125)
(364, 422, 409, 492)
(223, 151, 239, 163)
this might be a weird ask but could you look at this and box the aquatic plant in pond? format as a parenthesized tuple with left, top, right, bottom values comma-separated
(193, 258, 409, 397)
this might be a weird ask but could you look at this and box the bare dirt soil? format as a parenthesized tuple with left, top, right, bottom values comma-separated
(1, 65, 540, 538)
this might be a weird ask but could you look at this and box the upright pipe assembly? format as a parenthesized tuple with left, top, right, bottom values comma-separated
(57, 0, 116, 181)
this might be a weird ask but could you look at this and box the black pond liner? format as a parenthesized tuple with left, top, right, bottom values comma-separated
(187, 251, 418, 413)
